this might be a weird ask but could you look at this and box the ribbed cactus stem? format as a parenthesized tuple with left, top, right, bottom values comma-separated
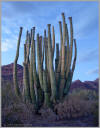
(43, 70, 51, 107)
(25, 30, 29, 54)
(65, 46, 67, 66)
(56, 43, 59, 59)
(37, 34, 43, 90)
(44, 30, 47, 70)
(41, 37, 44, 66)
(39, 36, 42, 59)
(23, 62, 31, 103)
(61, 13, 66, 75)
(33, 35, 43, 105)
(59, 13, 66, 99)
(22, 44, 27, 100)
(29, 28, 37, 109)
(13, 27, 23, 97)
(64, 40, 77, 96)
(55, 21, 63, 87)
(64, 70, 72, 96)
(48, 24, 57, 102)
(23, 32, 32, 103)
(71, 39, 77, 77)
(52, 26, 55, 60)
(65, 23, 69, 73)
(26, 33, 31, 64)
(56, 21, 63, 73)
(68, 17, 73, 69)
(66, 17, 73, 79)
(24, 44, 26, 63)
(15, 27, 23, 62)
(55, 43, 59, 72)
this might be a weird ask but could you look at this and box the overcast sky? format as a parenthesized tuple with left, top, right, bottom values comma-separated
(1, 1, 99, 81)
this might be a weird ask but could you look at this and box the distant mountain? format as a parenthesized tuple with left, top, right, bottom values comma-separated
(1, 63, 99, 92)
(1, 63, 23, 90)
(70, 79, 99, 92)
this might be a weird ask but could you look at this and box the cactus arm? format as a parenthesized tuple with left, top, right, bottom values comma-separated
(52, 26, 55, 60)
(63, 70, 72, 96)
(44, 30, 47, 71)
(32, 29, 43, 106)
(65, 46, 67, 66)
(22, 43, 27, 100)
(56, 21, 63, 74)
(39, 36, 42, 59)
(47, 24, 57, 102)
(43, 70, 51, 107)
(65, 23, 69, 72)
(65, 17, 73, 79)
(23, 62, 31, 103)
(14, 27, 23, 62)
(23, 32, 32, 103)
(68, 17, 73, 69)
(55, 43, 59, 72)
(29, 28, 37, 109)
(71, 39, 77, 77)
(55, 21, 63, 89)
(59, 13, 66, 99)
(26, 33, 31, 64)
(41, 37, 44, 66)
(64, 39, 77, 96)
(37, 33, 43, 90)
(61, 13, 66, 75)
(13, 27, 23, 97)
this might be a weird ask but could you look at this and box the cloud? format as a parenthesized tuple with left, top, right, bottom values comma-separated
(1, 35, 20, 52)
(2, 2, 98, 56)
(78, 48, 98, 63)
(2, 39, 13, 52)
(86, 68, 98, 75)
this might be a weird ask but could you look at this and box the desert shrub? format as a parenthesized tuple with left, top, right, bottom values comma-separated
(2, 102, 36, 127)
(54, 89, 98, 120)
(2, 82, 21, 108)
(2, 82, 37, 126)
(69, 88, 98, 101)
(91, 101, 99, 126)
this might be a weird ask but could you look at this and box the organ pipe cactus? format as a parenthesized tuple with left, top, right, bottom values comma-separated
(13, 12, 77, 110)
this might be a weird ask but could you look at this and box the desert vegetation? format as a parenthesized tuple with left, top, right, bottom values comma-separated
(2, 82, 98, 126)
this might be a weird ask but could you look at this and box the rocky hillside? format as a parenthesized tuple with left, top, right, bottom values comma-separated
(70, 79, 99, 92)
(1, 63, 99, 92)
(1, 63, 23, 89)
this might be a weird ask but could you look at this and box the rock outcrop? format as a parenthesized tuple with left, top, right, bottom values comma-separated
(1, 63, 23, 90)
